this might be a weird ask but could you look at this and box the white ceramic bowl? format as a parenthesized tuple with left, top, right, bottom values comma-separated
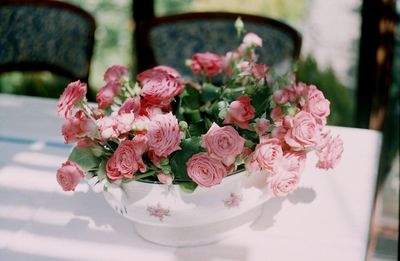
(103, 170, 270, 246)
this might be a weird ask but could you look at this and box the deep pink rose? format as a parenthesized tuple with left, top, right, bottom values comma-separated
(202, 123, 245, 166)
(57, 80, 87, 118)
(247, 138, 283, 174)
(315, 131, 344, 169)
(106, 139, 147, 181)
(285, 111, 320, 150)
(267, 171, 300, 197)
(224, 96, 255, 129)
(118, 96, 141, 115)
(191, 52, 224, 77)
(96, 81, 121, 109)
(254, 118, 270, 136)
(187, 152, 228, 187)
(104, 65, 129, 83)
(242, 32, 263, 47)
(137, 65, 181, 84)
(140, 71, 184, 107)
(61, 111, 95, 144)
(56, 161, 84, 191)
(305, 85, 330, 125)
(251, 64, 270, 81)
(147, 112, 181, 158)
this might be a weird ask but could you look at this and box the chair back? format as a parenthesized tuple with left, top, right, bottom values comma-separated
(136, 12, 301, 78)
(0, 0, 96, 83)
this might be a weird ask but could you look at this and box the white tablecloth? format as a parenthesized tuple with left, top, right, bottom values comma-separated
(0, 94, 382, 261)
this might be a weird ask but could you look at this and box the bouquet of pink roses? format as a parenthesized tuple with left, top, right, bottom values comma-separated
(55, 25, 343, 196)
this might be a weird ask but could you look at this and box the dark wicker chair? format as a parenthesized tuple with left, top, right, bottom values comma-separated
(0, 0, 96, 85)
(136, 12, 302, 79)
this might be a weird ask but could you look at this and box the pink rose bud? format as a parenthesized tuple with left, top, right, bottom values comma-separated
(103, 65, 129, 83)
(254, 118, 270, 136)
(96, 81, 121, 109)
(157, 173, 173, 185)
(242, 32, 263, 47)
(56, 161, 85, 191)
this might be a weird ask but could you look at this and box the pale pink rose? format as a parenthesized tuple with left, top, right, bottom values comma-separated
(56, 161, 84, 191)
(147, 112, 181, 158)
(191, 52, 224, 77)
(61, 111, 95, 144)
(275, 150, 306, 176)
(96, 113, 134, 139)
(243, 32, 263, 47)
(315, 131, 344, 169)
(96, 81, 121, 109)
(97, 116, 118, 139)
(267, 171, 300, 197)
(157, 173, 173, 185)
(304, 85, 330, 125)
(247, 138, 283, 174)
(137, 65, 181, 84)
(118, 96, 141, 115)
(285, 111, 320, 150)
(254, 118, 270, 136)
(187, 152, 228, 187)
(140, 71, 184, 107)
(106, 139, 146, 181)
(202, 123, 245, 166)
(224, 96, 256, 129)
(104, 65, 129, 83)
(57, 80, 87, 118)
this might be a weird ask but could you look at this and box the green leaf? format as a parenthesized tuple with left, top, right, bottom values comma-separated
(250, 85, 271, 118)
(184, 109, 202, 123)
(182, 87, 202, 109)
(96, 160, 107, 180)
(68, 147, 101, 172)
(188, 121, 206, 136)
(178, 182, 198, 193)
(170, 137, 203, 182)
(201, 83, 221, 102)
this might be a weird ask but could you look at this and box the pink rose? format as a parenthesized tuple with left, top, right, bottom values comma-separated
(270, 106, 283, 121)
(106, 139, 147, 181)
(304, 85, 330, 125)
(247, 138, 283, 174)
(96, 81, 121, 109)
(148, 112, 181, 158)
(315, 131, 344, 169)
(267, 171, 300, 197)
(140, 71, 184, 107)
(191, 52, 224, 77)
(187, 152, 228, 187)
(242, 32, 263, 47)
(254, 118, 270, 136)
(224, 96, 256, 129)
(285, 111, 320, 150)
(118, 96, 141, 115)
(56, 161, 84, 191)
(61, 111, 95, 144)
(57, 80, 87, 118)
(104, 65, 129, 83)
(202, 123, 245, 166)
